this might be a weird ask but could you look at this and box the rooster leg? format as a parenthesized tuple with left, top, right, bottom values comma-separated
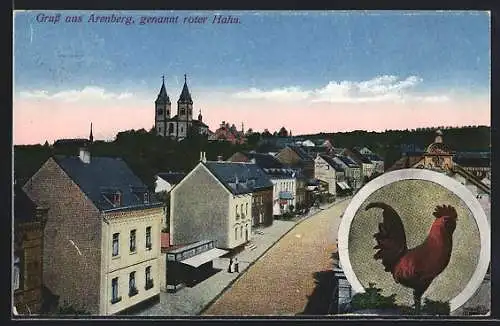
(413, 291, 422, 315)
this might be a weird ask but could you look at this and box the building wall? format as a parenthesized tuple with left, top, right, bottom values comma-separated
(372, 160, 385, 174)
(100, 208, 162, 315)
(361, 163, 374, 180)
(170, 165, 231, 248)
(228, 194, 253, 248)
(314, 157, 337, 195)
(14, 220, 45, 314)
(159, 253, 167, 292)
(251, 188, 273, 227)
(270, 177, 297, 214)
(23, 158, 102, 314)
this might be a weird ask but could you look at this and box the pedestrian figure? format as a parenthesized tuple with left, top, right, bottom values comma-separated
(234, 257, 239, 273)
(228, 258, 233, 273)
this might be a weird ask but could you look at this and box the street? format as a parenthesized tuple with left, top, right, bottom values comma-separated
(202, 199, 350, 315)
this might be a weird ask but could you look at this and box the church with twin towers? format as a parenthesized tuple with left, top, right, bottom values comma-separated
(154, 74, 210, 140)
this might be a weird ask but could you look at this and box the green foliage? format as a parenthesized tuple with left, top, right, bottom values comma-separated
(350, 283, 398, 310)
(57, 303, 90, 315)
(422, 298, 450, 315)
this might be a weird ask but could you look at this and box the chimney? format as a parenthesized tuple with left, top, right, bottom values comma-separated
(202, 152, 207, 163)
(200, 151, 204, 162)
(79, 147, 91, 164)
(217, 155, 223, 162)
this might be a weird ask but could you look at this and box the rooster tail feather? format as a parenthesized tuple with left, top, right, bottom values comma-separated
(366, 201, 409, 273)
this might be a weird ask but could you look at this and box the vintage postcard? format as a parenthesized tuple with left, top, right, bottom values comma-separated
(12, 10, 491, 318)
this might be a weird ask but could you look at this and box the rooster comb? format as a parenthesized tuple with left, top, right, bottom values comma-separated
(432, 204, 458, 219)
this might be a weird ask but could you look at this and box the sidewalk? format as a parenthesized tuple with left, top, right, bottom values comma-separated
(131, 196, 351, 316)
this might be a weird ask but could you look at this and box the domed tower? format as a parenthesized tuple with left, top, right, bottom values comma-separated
(155, 75, 171, 137)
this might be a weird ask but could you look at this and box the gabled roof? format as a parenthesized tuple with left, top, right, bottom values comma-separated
(54, 155, 162, 212)
(363, 153, 384, 162)
(287, 145, 314, 161)
(386, 155, 423, 172)
(319, 154, 344, 172)
(338, 155, 361, 168)
(348, 148, 373, 164)
(203, 161, 274, 195)
(157, 172, 186, 185)
(243, 152, 284, 169)
(53, 138, 90, 147)
(14, 185, 40, 223)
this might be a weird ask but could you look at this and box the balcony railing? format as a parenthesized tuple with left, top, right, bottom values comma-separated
(145, 279, 154, 290)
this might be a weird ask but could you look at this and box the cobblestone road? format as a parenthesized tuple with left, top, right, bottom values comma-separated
(202, 199, 351, 316)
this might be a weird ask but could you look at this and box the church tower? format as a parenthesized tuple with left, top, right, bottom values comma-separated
(177, 74, 193, 139)
(155, 75, 171, 137)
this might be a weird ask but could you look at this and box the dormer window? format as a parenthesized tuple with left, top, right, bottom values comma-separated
(112, 192, 121, 206)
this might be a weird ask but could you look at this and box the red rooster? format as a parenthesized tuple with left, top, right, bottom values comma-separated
(365, 202, 458, 313)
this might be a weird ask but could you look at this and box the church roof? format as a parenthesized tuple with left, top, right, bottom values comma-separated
(156, 78, 171, 104)
(178, 75, 193, 104)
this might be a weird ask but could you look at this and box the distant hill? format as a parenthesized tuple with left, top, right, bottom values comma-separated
(14, 126, 490, 189)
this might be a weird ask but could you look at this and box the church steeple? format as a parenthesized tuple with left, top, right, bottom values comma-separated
(89, 122, 94, 143)
(156, 75, 171, 104)
(198, 109, 203, 121)
(178, 74, 193, 104)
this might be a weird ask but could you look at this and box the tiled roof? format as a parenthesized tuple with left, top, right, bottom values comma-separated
(178, 80, 193, 104)
(453, 156, 490, 168)
(319, 154, 345, 172)
(243, 152, 284, 169)
(155, 80, 171, 104)
(192, 120, 209, 128)
(53, 138, 90, 147)
(363, 153, 384, 162)
(157, 172, 186, 185)
(338, 155, 361, 167)
(386, 155, 423, 172)
(287, 145, 314, 161)
(204, 161, 274, 195)
(54, 155, 162, 212)
(14, 185, 39, 223)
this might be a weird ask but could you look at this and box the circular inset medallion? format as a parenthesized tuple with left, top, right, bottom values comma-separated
(337, 169, 490, 312)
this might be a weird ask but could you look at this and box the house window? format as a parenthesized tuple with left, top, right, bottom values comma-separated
(111, 277, 121, 303)
(240, 204, 244, 217)
(13, 254, 21, 291)
(236, 205, 239, 218)
(130, 230, 136, 253)
(129, 272, 138, 297)
(169, 123, 174, 134)
(145, 266, 153, 290)
(145, 227, 152, 250)
(180, 127, 184, 133)
(245, 203, 248, 215)
(180, 108, 185, 115)
(167, 110, 170, 116)
(112, 192, 121, 206)
(158, 109, 164, 115)
(112, 233, 119, 257)
(240, 226, 243, 239)
(235, 227, 238, 240)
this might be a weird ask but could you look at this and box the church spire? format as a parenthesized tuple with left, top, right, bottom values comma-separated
(156, 75, 171, 104)
(89, 122, 94, 143)
(198, 109, 203, 121)
(178, 73, 193, 104)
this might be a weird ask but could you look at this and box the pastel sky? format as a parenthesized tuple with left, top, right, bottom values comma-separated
(13, 10, 490, 145)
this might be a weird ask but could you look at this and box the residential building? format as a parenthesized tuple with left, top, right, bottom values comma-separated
(13, 185, 48, 315)
(209, 121, 246, 144)
(342, 148, 375, 182)
(337, 156, 362, 190)
(363, 153, 385, 175)
(275, 145, 315, 179)
(387, 130, 491, 197)
(154, 75, 211, 140)
(170, 156, 273, 249)
(453, 152, 491, 180)
(22, 147, 163, 315)
(314, 154, 339, 196)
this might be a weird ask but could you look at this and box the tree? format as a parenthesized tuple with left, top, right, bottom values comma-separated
(278, 126, 288, 137)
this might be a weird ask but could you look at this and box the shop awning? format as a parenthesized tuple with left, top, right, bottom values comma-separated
(279, 191, 294, 200)
(180, 248, 229, 268)
(337, 182, 350, 190)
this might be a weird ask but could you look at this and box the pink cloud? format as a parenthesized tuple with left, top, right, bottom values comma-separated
(13, 95, 490, 145)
